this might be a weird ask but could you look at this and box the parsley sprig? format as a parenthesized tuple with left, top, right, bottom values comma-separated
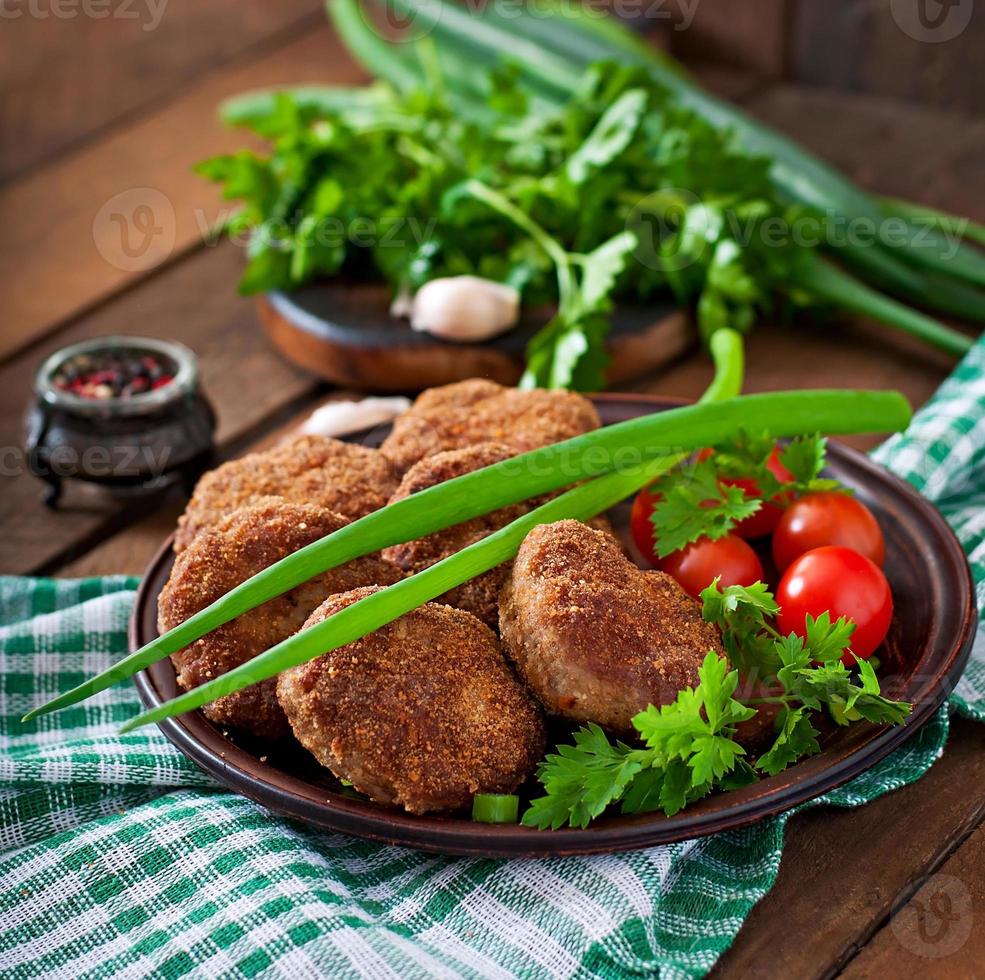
(522, 580, 910, 830)
(700, 581, 910, 775)
(522, 652, 755, 828)
(648, 432, 843, 557)
(649, 460, 761, 557)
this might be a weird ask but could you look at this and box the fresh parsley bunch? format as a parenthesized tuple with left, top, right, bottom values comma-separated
(522, 581, 910, 830)
(199, 59, 809, 390)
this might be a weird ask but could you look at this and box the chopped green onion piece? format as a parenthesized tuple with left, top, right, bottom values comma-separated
(472, 794, 520, 824)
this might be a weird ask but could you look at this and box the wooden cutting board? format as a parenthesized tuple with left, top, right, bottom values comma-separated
(257, 280, 693, 392)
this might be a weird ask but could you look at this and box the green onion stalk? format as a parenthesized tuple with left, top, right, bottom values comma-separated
(335, 0, 983, 350)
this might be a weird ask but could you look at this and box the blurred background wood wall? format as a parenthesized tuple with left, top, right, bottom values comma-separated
(2, 0, 980, 188)
(667, 0, 983, 111)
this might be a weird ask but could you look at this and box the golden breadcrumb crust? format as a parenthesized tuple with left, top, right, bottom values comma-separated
(379, 379, 600, 475)
(384, 442, 618, 628)
(175, 434, 397, 552)
(277, 587, 546, 814)
(383, 442, 533, 628)
(159, 499, 402, 738)
(499, 520, 725, 735)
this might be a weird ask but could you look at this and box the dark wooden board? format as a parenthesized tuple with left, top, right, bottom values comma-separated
(0, 0, 321, 183)
(840, 812, 985, 978)
(130, 394, 976, 858)
(0, 23, 363, 363)
(713, 715, 985, 979)
(259, 285, 692, 391)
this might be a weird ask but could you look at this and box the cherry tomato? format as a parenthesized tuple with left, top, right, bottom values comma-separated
(660, 534, 764, 600)
(776, 546, 892, 662)
(630, 486, 661, 565)
(697, 446, 794, 539)
(772, 491, 885, 572)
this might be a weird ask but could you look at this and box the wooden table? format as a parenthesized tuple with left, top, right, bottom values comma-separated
(2, 4, 982, 976)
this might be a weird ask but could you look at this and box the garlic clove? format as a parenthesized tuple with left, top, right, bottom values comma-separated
(299, 397, 412, 438)
(407, 276, 520, 343)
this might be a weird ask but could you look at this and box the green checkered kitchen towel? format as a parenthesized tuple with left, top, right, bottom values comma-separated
(2, 343, 984, 980)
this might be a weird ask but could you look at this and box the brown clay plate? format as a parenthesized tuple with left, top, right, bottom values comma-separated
(131, 394, 977, 858)
(257, 283, 692, 392)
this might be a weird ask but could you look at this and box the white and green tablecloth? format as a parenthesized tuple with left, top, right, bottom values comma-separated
(2, 340, 984, 979)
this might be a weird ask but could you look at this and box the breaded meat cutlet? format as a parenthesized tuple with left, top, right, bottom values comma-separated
(159, 499, 402, 738)
(499, 520, 725, 736)
(174, 434, 397, 552)
(277, 587, 546, 814)
(383, 443, 614, 628)
(379, 378, 601, 475)
(383, 442, 535, 628)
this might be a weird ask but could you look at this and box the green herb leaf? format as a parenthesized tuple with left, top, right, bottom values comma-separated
(527, 652, 755, 828)
(565, 88, 648, 185)
(803, 612, 857, 664)
(757, 706, 821, 776)
(649, 460, 761, 557)
(522, 724, 644, 830)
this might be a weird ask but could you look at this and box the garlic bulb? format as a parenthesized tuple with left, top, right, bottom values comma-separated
(406, 276, 520, 342)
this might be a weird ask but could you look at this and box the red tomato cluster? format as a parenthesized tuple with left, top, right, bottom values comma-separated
(630, 445, 894, 662)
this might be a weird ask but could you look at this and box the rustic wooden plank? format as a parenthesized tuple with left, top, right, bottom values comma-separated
(840, 816, 985, 979)
(711, 716, 985, 979)
(0, 22, 364, 365)
(0, 242, 327, 576)
(670, 0, 790, 78)
(745, 84, 985, 220)
(0, 0, 320, 183)
(59, 505, 185, 580)
(792, 0, 985, 117)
